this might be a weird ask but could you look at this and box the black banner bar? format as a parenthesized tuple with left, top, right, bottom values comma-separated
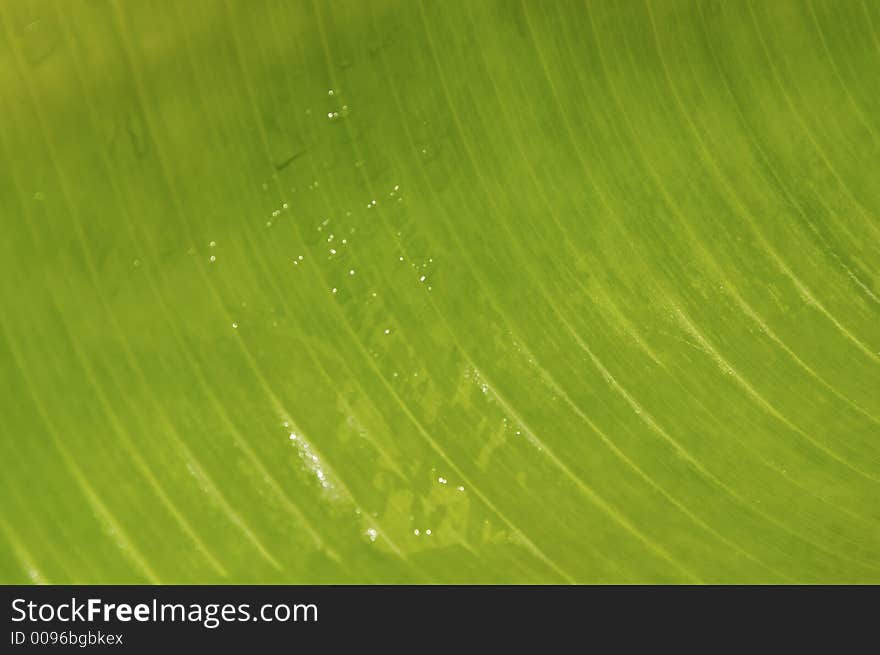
(1, 585, 874, 651)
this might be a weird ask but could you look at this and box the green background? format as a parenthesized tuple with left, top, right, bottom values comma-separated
(1, 0, 878, 583)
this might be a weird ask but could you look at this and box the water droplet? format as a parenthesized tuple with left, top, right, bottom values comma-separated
(366, 528, 377, 542)
(232, 322, 238, 329)
(209, 255, 216, 263)
(349, 269, 355, 276)
(289, 431, 333, 490)
(384, 328, 391, 335)
(438, 476, 447, 485)
(425, 529, 432, 536)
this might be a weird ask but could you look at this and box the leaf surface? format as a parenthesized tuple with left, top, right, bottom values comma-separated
(1, 0, 878, 583)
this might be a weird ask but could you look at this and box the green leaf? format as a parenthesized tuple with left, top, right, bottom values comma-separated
(1, 0, 878, 584)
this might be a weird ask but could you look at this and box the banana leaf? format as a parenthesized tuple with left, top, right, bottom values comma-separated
(1, 0, 878, 584)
